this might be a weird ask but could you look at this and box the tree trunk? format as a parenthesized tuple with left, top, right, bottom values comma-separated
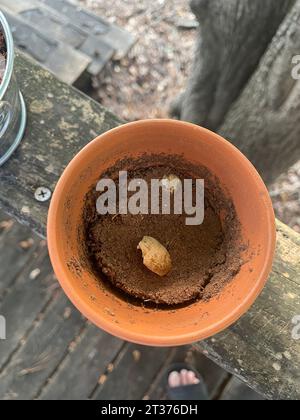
(219, 0, 300, 185)
(172, 0, 294, 131)
(172, 0, 300, 185)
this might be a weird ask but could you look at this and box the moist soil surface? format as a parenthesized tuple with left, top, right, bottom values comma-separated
(83, 155, 243, 306)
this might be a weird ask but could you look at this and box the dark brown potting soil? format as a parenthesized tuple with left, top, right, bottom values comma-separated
(0, 30, 7, 85)
(83, 155, 244, 306)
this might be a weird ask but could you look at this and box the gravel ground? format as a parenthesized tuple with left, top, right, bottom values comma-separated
(77, 0, 299, 232)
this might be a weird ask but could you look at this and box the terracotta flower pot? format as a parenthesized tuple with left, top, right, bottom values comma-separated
(47, 119, 276, 346)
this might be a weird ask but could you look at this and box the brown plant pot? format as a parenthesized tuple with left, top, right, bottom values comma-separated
(47, 120, 276, 346)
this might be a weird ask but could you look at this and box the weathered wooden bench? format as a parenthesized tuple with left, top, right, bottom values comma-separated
(0, 52, 299, 400)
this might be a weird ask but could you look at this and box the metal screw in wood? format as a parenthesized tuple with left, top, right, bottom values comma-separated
(34, 187, 52, 202)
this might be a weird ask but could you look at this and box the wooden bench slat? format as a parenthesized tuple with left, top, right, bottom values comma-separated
(92, 343, 171, 400)
(39, 325, 123, 400)
(0, 250, 54, 370)
(0, 291, 84, 400)
(39, 0, 135, 59)
(0, 0, 115, 79)
(0, 213, 42, 296)
(1, 6, 91, 85)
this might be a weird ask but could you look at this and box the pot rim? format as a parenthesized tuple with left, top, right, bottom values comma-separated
(47, 119, 276, 346)
(0, 11, 14, 101)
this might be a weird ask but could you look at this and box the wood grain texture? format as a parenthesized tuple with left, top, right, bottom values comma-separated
(39, 324, 124, 400)
(92, 344, 171, 400)
(0, 291, 84, 400)
(0, 212, 42, 296)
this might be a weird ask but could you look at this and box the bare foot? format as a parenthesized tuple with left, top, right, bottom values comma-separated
(168, 369, 200, 388)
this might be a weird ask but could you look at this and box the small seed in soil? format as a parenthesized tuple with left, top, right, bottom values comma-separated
(137, 236, 172, 277)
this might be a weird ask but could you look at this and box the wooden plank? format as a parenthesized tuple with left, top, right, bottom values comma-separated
(0, 0, 87, 47)
(0, 250, 54, 370)
(0, 0, 114, 77)
(92, 344, 171, 400)
(0, 52, 121, 238)
(34, 0, 115, 76)
(39, 324, 124, 400)
(0, 213, 42, 296)
(194, 221, 300, 400)
(39, 0, 135, 59)
(0, 291, 84, 400)
(221, 377, 265, 400)
(1, 6, 91, 85)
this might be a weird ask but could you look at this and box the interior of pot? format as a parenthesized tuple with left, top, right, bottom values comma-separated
(48, 120, 276, 346)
